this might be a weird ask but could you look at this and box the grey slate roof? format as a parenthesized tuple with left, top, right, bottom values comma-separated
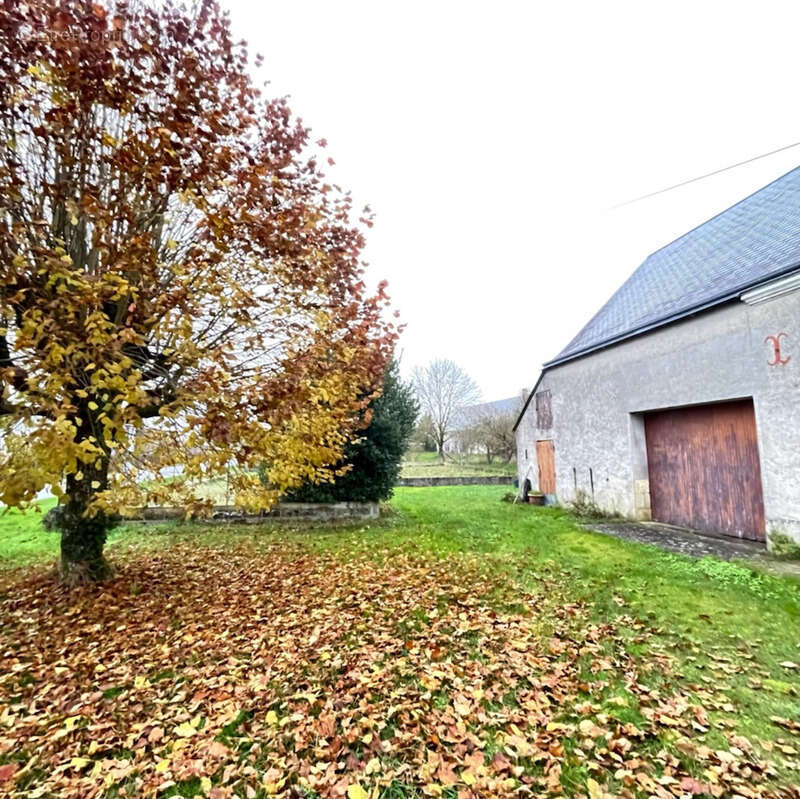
(467, 396, 521, 416)
(453, 396, 522, 431)
(547, 166, 800, 366)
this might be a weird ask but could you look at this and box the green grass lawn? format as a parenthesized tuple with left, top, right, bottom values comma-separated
(0, 487, 797, 798)
(400, 450, 516, 478)
(0, 498, 58, 567)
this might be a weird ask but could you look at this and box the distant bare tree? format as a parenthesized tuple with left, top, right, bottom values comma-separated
(412, 360, 480, 459)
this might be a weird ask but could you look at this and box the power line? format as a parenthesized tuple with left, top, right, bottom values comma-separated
(611, 140, 800, 209)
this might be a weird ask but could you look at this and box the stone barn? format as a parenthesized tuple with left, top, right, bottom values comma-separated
(514, 167, 800, 546)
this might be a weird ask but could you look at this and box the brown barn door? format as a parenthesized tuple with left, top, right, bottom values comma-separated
(644, 399, 765, 541)
(536, 440, 556, 494)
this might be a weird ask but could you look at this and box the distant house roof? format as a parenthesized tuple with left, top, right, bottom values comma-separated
(453, 396, 521, 431)
(546, 166, 800, 367)
(466, 397, 521, 416)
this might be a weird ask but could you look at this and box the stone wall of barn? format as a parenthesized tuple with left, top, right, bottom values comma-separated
(516, 287, 800, 545)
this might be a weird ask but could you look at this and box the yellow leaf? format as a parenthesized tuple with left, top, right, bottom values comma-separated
(587, 778, 603, 799)
(546, 721, 568, 732)
(265, 710, 278, 725)
(166, 238, 178, 251)
(462, 771, 476, 786)
(134, 675, 148, 689)
(174, 722, 197, 738)
(70, 757, 90, 769)
(155, 759, 170, 773)
(64, 715, 81, 731)
(200, 776, 212, 794)
(88, 401, 99, 410)
(60, 254, 73, 264)
(347, 785, 368, 799)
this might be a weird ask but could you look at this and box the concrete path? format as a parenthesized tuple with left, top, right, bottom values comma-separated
(583, 521, 800, 578)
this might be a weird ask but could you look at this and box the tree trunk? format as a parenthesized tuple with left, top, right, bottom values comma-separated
(58, 455, 115, 585)
(60, 522, 113, 584)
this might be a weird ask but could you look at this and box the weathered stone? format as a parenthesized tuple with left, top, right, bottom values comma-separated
(130, 501, 379, 523)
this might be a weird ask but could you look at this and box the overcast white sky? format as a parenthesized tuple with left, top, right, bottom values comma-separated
(224, 0, 800, 400)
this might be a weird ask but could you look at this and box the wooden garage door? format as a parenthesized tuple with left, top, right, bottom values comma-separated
(644, 399, 765, 540)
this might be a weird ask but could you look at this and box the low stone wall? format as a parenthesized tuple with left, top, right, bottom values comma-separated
(265, 502, 379, 521)
(129, 501, 379, 523)
(395, 476, 514, 487)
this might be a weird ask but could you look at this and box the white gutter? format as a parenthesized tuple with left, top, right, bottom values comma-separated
(741, 271, 800, 304)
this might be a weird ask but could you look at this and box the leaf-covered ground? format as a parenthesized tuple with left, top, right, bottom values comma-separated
(1, 487, 798, 798)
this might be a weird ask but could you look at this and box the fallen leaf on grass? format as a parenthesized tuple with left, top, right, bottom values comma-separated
(0, 763, 18, 782)
(680, 776, 711, 795)
(771, 716, 800, 734)
(586, 777, 604, 799)
(174, 722, 197, 737)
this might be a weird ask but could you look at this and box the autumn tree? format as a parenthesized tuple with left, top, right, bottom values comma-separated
(0, 0, 396, 583)
(411, 359, 479, 459)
